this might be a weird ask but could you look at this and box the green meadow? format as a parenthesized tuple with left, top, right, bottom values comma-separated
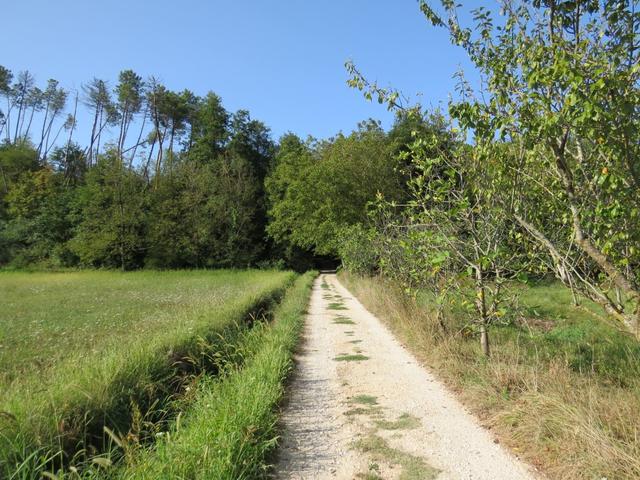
(0, 270, 313, 479)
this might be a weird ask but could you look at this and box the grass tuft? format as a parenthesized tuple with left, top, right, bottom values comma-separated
(333, 318, 356, 325)
(334, 354, 369, 362)
(352, 395, 378, 405)
(353, 434, 439, 480)
(327, 302, 347, 310)
(375, 413, 420, 431)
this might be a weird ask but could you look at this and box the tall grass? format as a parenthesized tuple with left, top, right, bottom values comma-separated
(0, 270, 295, 479)
(340, 272, 640, 480)
(114, 271, 316, 479)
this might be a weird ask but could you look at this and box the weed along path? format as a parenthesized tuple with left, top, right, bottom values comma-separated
(275, 274, 540, 480)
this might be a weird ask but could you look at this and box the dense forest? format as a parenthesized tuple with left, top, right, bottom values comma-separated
(0, 68, 290, 270)
(0, 66, 418, 272)
(2, 0, 640, 346)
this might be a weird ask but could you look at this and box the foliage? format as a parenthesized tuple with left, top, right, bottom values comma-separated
(266, 122, 405, 257)
(337, 223, 379, 275)
(1, 167, 78, 267)
(69, 153, 148, 270)
(0, 142, 39, 209)
(0, 67, 281, 270)
(420, 0, 640, 333)
(344, 1, 640, 343)
(146, 154, 264, 268)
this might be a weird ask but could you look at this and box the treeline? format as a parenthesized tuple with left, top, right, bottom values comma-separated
(270, 0, 640, 348)
(0, 67, 416, 271)
(0, 69, 277, 270)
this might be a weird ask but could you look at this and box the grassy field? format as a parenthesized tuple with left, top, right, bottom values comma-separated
(0, 270, 301, 479)
(340, 272, 640, 480)
(115, 272, 316, 479)
(0, 270, 290, 389)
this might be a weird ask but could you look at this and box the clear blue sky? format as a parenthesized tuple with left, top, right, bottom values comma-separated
(5, 0, 480, 142)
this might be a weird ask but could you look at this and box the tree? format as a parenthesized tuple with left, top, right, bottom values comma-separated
(228, 110, 275, 180)
(164, 89, 193, 158)
(11, 71, 35, 144)
(50, 142, 86, 186)
(115, 70, 144, 160)
(0, 65, 13, 140)
(83, 78, 116, 166)
(147, 153, 263, 268)
(146, 160, 206, 267)
(404, 128, 527, 355)
(145, 78, 169, 183)
(188, 92, 230, 163)
(0, 142, 39, 204)
(266, 124, 405, 256)
(1, 167, 78, 267)
(206, 152, 264, 266)
(70, 152, 147, 270)
(22, 86, 43, 141)
(36, 79, 67, 162)
(419, 0, 640, 334)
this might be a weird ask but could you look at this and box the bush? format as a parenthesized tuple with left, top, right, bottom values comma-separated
(337, 224, 379, 275)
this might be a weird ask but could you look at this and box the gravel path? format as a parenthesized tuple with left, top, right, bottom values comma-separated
(274, 274, 540, 480)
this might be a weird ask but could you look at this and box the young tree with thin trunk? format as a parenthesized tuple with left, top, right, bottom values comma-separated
(146, 78, 169, 186)
(0, 66, 12, 140)
(37, 81, 67, 163)
(22, 86, 42, 141)
(83, 78, 114, 166)
(115, 70, 144, 161)
(11, 71, 35, 144)
(403, 129, 526, 356)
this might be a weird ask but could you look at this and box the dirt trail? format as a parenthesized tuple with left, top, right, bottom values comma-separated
(275, 274, 540, 480)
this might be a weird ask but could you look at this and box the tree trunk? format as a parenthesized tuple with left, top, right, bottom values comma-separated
(65, 93, 78, 167)
(13, 94, 25, 144)
(117, 108, 126, 160)
(129, 104, 148, 168)
(96, 109, 104, 158)
(474, 266, 490, 357)
(24, 104, 37, 140)
(0, 164, 8, 194)
(154, 127, 166, 190)
(3, 97, 13, 141)
(552, 140, 640, 335)
(479, 322, 490, 357)
(37, 101, 50, 157)
(87, 106, 100, 167)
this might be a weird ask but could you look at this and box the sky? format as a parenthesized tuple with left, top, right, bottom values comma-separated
(4, 0, 481, 143)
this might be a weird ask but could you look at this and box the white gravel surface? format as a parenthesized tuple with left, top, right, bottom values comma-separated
(275, 274, 541, 480)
